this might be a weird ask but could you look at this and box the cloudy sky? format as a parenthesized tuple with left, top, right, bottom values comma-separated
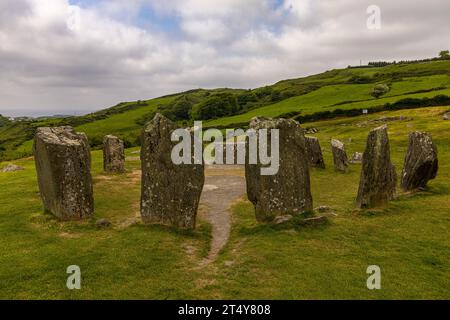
(0, 0, 449, 116)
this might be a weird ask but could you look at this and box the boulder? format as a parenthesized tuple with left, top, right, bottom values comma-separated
(331, 139, 349, 172)
(140, 114, 204, 229)
(349, 152, 363, 164)
(1, 164, 24, 172)
(33, 126, 94, 220)
(401, 131, 438, 191)
(298, 216, 328, 226)
(273, 215, 294, 225)
(356, 125, 396, 208)
(95, 218, 112, 228)
(315, 205, 331, 213)
(305, 136, 325, 168)
(245, 117, 312, 222)
(443, 111, 450, 120)
(103, 135, 125, 173)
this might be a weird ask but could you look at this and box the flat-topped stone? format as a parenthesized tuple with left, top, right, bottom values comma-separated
(245, 117, 312, 222)
(33, 126, 94, 220)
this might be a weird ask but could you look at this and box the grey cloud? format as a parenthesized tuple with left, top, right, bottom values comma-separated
(0, 0, 449, 116)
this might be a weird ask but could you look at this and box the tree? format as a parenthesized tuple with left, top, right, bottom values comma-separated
(371, 84, 390, 99)
(439, 50, 450, 59)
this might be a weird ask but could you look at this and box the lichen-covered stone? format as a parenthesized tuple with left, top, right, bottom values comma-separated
(305, 136, 325, 168)
(401, 131, 438, 191)
(245, 117, 312, 222)
(349, 152, 363, 164)
(1, 164, 24, 172)
(331, 139, 349, 172)
(140, 114, 204, 229)
(356, 125, 396, 208)
(443, 111, 450, 120)
(103, 135, 125, 173)
(33, 126, 94, 220)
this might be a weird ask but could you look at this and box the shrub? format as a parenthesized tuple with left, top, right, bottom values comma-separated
(371, 84, 390, 98)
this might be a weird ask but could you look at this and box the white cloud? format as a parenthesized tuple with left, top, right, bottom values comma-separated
(0, 0, 449, 116)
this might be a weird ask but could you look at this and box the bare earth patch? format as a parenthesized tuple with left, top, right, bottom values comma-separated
(198, 165, 246, 266)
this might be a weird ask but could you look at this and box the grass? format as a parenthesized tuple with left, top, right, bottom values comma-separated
(204, 79, 450, 128)
(0, 106, 448, 299)
(2, 60, 450, 160)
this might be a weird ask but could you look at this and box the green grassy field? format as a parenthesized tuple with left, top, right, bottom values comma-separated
(1, 106, 448, 299)
(2, 60, 450, 161)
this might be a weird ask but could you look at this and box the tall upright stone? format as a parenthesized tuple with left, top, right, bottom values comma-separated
(356, 125, 396, 208)
(33, 126, 94, 220)
(140, 114, 204, 229)
(245, 117, 312, 222)
(103, 135, 125, 173)
(305, 136, 325, 168)
(331, 139, 349, 172)
(401, 132, 438, 191)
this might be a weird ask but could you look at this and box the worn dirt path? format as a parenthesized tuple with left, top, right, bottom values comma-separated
(198, 165, 246, 265)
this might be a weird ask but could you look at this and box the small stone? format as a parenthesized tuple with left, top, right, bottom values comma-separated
(349, 152, 363, 164)
(95, 218, 111, 228)
(273, 215, 294, 225)
(401, 131, 438, 191)
(443, 111, 450, 120)
(315, 205, 331, 213)
(298, 216, 328, 226)
(331, 139, 349, 172)
(1, 164, 24, 172)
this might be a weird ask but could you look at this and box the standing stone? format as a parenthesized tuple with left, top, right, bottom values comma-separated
(103, 135, 125, 173)
(305, 136, 325, 168)
(356, 125, 396, 208)
(349, 152, 363, 164)
(140, 114, 204, 229)
(401, 132, 438, 191)
(331, 139, 349, 172)
(245, 117, 312, 222)
(33, 126, 94, 220)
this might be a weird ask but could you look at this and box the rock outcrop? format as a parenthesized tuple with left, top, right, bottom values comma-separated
(33, 126, 94, 220)
(331, 139, 349, 172)
(305, 136, 325, 168)
(245, 117, 312, 222)
(103, 135, 125, 173)
(140, 114, 204, 229)
(1, 164, 24, 172)
(356, 125, 396, 208)
(349, 152, 363, 164)
(401, 132, 438, 191)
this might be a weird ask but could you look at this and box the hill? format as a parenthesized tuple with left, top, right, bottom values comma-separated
(1, 59, 450, 161)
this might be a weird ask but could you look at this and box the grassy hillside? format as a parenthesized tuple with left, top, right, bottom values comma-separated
(1, 106, 448, 299)
(1, 59, 450, 161)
